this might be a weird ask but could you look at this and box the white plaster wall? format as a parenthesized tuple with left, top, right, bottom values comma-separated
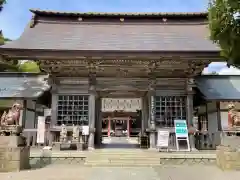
(220, 111, 229, 129)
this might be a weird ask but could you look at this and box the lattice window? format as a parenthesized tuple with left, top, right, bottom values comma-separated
(198, 115, 208, 131)
(57, 95, 89, 126)
(155, 96, 186, 127)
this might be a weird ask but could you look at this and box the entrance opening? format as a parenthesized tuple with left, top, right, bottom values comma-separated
(101, 111, 141, 148)
(100, 98, 142, 149)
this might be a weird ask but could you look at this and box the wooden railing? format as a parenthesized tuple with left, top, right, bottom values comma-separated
(23, 128, 220, 150)
(195, 132, 220, 150)
(23, 128, 88, 148)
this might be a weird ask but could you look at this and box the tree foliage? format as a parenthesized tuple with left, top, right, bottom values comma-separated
(208, 0, 240, 67)
(0, 0, 7, 45)
(18, 61, 41, 73)
(0, 0, 6, 11)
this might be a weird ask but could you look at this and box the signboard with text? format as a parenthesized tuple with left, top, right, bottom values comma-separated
(174, 120, 188, 138)
(174, 119, 190, 151)
(157, 130, 170, 148)
(82, 126, 89, 135)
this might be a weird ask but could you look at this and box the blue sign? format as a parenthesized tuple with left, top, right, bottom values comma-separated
(174, 120, 188, 137)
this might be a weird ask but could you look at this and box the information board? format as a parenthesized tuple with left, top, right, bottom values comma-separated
(174, 120, 188, 138)
(157, 130, 170, 148)
(82, 126, 89, 135)
(174, 119, 190, 151)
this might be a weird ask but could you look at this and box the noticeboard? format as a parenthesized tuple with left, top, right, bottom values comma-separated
(82, 126, 89, 135)
(174, 120, 188, 138)
(157, 130, 170, 148)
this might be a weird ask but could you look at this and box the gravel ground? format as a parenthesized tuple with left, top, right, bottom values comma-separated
(0, 165, 240, 180)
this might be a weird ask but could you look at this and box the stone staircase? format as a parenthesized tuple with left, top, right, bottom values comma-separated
(84, 149, 161, 166)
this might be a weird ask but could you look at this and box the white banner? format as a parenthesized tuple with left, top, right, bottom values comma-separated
(37, 116, 45, 144)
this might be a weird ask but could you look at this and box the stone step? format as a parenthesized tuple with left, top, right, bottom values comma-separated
(85, 161, 161, 166)
(85, 163, 161, 167)
(86, 159, 161, 162)
(87, 157, 158, 159)
(85, 157, 161, 167)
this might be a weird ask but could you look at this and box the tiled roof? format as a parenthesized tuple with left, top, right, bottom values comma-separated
(196, 76, 240, 100)
(0, 73, 50, 98)
(0, 9, 219, 52)
(1, 22, 219, 51)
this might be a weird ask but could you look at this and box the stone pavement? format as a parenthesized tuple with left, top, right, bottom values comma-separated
(0, 165, 240, 180)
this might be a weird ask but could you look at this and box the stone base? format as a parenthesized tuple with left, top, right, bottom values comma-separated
(0, 125, 22, 135)
(60, 143, 76, 151)
(221, 135, 240, 150)
(0, 136, 26, 147)
(0, 135, 29, 172)
(216, 145, 240, 171)
(0, 147, 30, 172)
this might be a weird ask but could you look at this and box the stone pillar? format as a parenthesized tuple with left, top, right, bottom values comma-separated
(88, 85, 96, 150)
(148, 91, 156, 149)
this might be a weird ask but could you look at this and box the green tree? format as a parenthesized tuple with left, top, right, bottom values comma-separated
(0, 1, 40, 73)
(18, 61, 40, 73)
(0, 0, 7, 45)
(208, 0, 240, 67)
(0, 0, 6, 11)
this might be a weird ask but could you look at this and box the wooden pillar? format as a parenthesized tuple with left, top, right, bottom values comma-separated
(186, 94, 194, 126)
(50, 77, 57, 127)
(22, 100, 27, 128)
(148, 88, 156, 149)
(186, 78, 195, 150)
(95, 97, 102, 147)
(107, 116, 111, 137)
(141, 95, 148, 134)
(216, 102, 222, 131)
(88, 84, 96, 150)
(127, 117, 131, 137)
(205, 102, 209, 130)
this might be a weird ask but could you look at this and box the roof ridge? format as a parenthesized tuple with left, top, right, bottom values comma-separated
(30, 8, 208, 17)
(35, 19, 208, 25)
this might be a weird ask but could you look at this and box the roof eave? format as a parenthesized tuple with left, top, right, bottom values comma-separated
(0, 48, 222, 60)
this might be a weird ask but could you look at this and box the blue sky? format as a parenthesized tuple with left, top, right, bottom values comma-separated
(0, 0, 209, 39)
(0, 0, 230, 73)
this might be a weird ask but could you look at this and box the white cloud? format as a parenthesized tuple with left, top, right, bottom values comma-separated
(202, 62, 226, 74)
(218, 66, 240, 75)
(202, 61, 240, 75)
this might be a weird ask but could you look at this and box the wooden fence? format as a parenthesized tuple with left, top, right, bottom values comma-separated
(23, 128, 219, 150)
